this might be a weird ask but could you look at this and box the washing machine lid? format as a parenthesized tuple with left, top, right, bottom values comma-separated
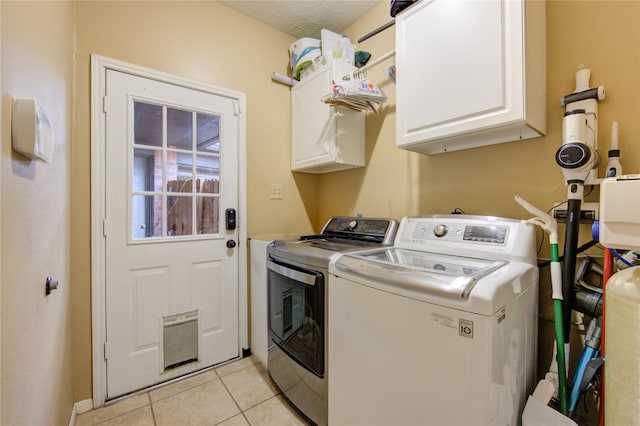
(332, 248, 507, 300)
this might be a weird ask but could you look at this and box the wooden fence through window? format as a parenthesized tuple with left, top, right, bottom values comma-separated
(166, 178, 219, 236)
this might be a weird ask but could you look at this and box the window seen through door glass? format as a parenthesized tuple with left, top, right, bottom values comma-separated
(131, 195, 162, 238)
(131, 100, 221, 240)
(132, 148, 156, 192)
(134, 101, 162, 147)
(167, 107, 193, 150)
(196, 113, 220, 153)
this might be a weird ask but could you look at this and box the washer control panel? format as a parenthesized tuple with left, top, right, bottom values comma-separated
(409, 219, 509, 245)
(408, 218, 509, 245)
(395, 215, 536, 264)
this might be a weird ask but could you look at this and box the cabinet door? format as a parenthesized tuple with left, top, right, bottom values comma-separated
(291, 67, 336, 169)
(396, 0, 533, 153)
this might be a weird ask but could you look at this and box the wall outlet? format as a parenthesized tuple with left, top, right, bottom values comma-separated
(552, 202, 599, 222)
(270, 184, 284, 200)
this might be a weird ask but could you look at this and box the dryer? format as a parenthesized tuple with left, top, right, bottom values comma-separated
(328, 215, 539, 426)
(267, 216, 398, 425)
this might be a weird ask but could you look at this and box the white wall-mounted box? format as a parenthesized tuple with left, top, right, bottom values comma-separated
(599, 176, 640, 250)
(11, 98, 54, 162)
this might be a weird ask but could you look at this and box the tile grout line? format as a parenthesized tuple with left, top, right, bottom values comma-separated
(147, 392, 158, 426)
(215, 367, 251, 425)
(214, 361, 285, 425)
(147, 370, 220, 404)
(86, 358, 265, 426)
(104, 367, 211, 408)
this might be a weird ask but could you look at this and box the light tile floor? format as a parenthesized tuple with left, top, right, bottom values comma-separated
(76, 356, 311, 426)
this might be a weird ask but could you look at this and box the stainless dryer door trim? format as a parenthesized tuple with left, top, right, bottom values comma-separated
(267, 259, 318, 286)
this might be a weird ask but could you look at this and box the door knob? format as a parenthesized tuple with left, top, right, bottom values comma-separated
(45, 276, 59, 296)
(226, 240, 236, 249)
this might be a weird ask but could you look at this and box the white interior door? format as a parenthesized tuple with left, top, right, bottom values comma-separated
(104, 69, 239, 398)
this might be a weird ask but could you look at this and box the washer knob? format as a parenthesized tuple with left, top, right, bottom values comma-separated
(433, 224, 448, 237)
(348, 220, 358, 230)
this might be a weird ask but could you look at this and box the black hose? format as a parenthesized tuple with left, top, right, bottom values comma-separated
(537, 239, 599, 268)
(562, 198, 582, 343)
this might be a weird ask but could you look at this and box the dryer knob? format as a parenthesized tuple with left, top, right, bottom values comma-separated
(433, 224, 448, 237)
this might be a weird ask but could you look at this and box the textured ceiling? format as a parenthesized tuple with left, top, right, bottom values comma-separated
(220, 0, 385, 39)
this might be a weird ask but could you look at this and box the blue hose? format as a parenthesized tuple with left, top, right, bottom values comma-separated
(568, 346, 598, 413)
(568, 317, 602, 414)
(609, 248, 635, 267)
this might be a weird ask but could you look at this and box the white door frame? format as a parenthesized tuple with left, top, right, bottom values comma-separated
(90, 54, 248, 407)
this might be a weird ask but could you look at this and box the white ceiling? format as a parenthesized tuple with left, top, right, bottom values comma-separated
(220, 0, 385, 39)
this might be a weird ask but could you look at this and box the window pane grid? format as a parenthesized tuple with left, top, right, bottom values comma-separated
(131, 100, 221, 241)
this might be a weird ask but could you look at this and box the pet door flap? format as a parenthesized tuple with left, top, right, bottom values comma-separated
(162, 310, 199, 371)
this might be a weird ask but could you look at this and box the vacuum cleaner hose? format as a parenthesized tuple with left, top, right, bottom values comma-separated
(562, 198, 582, 342)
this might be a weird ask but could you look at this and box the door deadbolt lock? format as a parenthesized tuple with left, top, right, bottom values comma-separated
(226, 240, 236, 249)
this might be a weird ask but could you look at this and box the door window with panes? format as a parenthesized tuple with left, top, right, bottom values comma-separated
(131, 101, 221, 240)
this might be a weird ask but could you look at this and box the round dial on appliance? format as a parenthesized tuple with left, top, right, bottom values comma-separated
(555, 142, 592, 169)
(433, 224, 448, 237)
(348, 220, 358, 230)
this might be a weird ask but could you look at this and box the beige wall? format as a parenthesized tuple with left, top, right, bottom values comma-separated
(321, 1, 640, 226)
(72, 1, 316, 400)
(1, 1, 75, 424)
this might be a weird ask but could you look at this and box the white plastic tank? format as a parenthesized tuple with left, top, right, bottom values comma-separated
(605, 266, 640, 424)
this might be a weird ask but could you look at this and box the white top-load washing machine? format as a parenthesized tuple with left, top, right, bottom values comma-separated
(328, 215, 539, 426)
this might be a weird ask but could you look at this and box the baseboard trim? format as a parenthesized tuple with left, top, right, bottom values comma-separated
(76, 398, 94, 414)
(69, 404, 76, 426)
(69, 399, 93, 426)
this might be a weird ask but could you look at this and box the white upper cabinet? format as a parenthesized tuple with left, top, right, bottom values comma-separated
(395, 0, 546, 154)
(291, 60, 365, 174)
